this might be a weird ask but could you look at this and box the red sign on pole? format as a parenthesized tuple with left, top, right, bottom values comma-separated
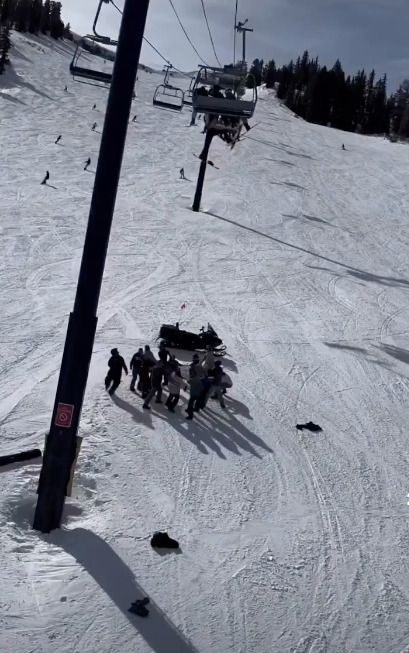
(55, 403, 74, 429)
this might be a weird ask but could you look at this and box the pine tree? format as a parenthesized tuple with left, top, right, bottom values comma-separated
(0, 23, 11, 74)
(49, 1, 63, 38)
(40, 0, 50, 33)
(63, 20, 72, 39)
(263, 59, 276, 88)
(29, 0, 43, 33)
(14, 0, 30, 32)
(0, 0, 13, 25)
(247, 58, 263, 87)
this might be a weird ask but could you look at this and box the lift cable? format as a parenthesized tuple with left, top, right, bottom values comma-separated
(109, 0, 191, 78)
(168, 0, 210, 66)
(199, 0, 221, 67)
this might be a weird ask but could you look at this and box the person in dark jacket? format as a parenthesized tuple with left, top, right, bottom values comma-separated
(139, 357, 154, 398)
(129, 347, 143, 392)
(84, 157, 91, 171)
(143, 361, 164, 409)
(143, 345, 156, 364)
(105, 348, 128, 395)
(209, 360, 226, 408)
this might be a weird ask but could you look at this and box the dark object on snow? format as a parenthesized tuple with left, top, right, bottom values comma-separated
(150, 531, 180, 549)
(55, 135, 62, 145)
(0, 448, 41, 467)
(158, 322, 225, 355)
(296, 421, 322, 432)
(128, 597, 150, 617)
(41, 171, 50, 185)
(84, 157, 91, 171)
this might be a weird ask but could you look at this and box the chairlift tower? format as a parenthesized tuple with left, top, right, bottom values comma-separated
(235, 19, 253, 65)
(33, 0, 151, 533)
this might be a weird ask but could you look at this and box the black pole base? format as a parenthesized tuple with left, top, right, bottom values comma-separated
(33, 311, 97, 533)
(192, 131, 214, 212)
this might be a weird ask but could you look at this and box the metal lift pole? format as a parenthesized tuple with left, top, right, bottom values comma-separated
(33, 0, 151, 533)
(192, 130, 215, 212)
(235, 20, 253, 64)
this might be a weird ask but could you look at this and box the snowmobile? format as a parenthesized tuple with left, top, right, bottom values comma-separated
(158, 323, 226, 356)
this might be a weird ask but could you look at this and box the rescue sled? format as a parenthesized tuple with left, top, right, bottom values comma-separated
(158, 323, 226, 356)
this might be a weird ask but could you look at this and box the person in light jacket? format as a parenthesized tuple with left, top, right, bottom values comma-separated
(165, 364, 186, 412)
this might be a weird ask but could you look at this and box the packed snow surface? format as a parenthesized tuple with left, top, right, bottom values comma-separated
(2, 33, 409, 653)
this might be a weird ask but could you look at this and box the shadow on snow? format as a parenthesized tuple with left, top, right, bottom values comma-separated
(50, 528, 198, 653)
(203, 211, 409, 290)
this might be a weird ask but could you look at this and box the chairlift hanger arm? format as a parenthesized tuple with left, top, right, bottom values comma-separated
(93, 0, 118, 45)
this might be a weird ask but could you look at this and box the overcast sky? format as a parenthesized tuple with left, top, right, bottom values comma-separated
(62, 0, 409, 91)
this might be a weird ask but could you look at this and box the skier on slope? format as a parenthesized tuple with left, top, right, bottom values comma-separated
(41, 171, 50, 185)
(84, 157, 91, 171)
(55, 135, 62, 145)
(91, 122, 97, 131)
(105, 348, 128, 395)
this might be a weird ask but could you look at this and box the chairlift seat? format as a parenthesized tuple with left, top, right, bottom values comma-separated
(192, 94, 255, 119)
(70, 62, 112, 85)
(153, 84, 184, 111)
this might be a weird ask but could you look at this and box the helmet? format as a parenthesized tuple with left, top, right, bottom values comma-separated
(111, 348, 118, 355)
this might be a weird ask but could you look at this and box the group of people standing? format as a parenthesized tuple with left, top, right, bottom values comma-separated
(105, 343, 230, 420)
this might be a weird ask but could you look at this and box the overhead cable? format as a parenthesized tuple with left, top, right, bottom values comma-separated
(109, 0, 191, 77)
(200, 0, 221, 67)
(168, 0, 209, 66)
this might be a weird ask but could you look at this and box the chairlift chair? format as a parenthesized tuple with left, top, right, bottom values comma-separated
(152, 65, 184, 111)
(70, 37, 114, 86)
(153, 85, 184, 111)
(192, 65, 257, 120)
(69, 0, 117, 86)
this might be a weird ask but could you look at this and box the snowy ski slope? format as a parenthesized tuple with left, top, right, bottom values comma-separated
(2, 32, 409, 653)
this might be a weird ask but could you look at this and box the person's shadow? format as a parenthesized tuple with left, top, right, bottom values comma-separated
(111, 394, 155, 430)
(50, 528, 198, 653)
